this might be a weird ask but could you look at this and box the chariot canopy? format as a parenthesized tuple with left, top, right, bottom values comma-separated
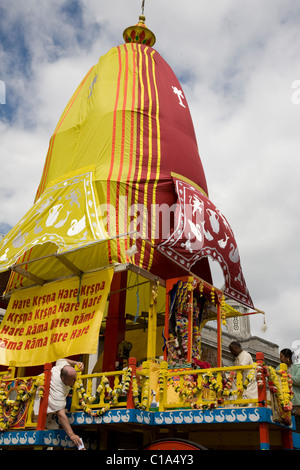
(0, 16, 253, 309)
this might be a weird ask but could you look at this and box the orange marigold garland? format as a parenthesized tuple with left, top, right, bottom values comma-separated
(267, 366, 293, 425)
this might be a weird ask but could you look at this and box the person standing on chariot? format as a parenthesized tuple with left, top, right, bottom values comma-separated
(229, 341, 257, 400)
(279, 348, 300, 429)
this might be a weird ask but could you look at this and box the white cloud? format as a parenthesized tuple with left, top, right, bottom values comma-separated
(0, 122, 48, 223)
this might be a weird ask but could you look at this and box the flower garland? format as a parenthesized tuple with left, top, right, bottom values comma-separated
(202, 370, 238, 407)
(267, 366, 293, 425)
(0, 367, 14, 381)
(220, 295, 227, 325)
(242, 365, 257, 391)
(167, 366, 258, 410)
(203, 371, 222, 394)
(74, 368, 133, 417)
(0, 376, 44, 431)
(75, 378, 109, 417)
(277, 368, 293, 403)
(222, 371, 236, 397)
(158, 371, 164, 395)
(210, 287, 216, 304)
(132, 374, 149, 410)
(131, 375, 140, 408)
(167, 375, 202, 404)
(255, 362, 267, 388)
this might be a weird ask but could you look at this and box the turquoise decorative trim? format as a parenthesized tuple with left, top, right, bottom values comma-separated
(153, 407, 265, 425)
(293, 432, 300, 449)
(260, 442, 270, 450)
(0, 430, 75, 448)
(0, 408, 296, 448)
(67, 407, 295, 428)
(68, 408, 151, 425)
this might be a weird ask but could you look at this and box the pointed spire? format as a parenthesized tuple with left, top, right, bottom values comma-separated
(123, 14, 156, 47)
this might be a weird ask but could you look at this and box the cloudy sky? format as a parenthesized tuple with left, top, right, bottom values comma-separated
(0, 0, 299, 354)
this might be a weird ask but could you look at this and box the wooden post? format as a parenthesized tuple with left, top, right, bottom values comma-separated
(281, 428, 294, 449)
(256, 352, 268, 406)
(256, 352, 270, 450)
(187, 277, 194, 364)
(140, 360, 150, 411)
(147, 281, 158, 361)
(102, 271, 127, 372)
(217, 301, 222, 367)
(279, 362, 294, 449)
(159, 361, 168, 412)
(259, 423, 270, 450)
(36, 362, 52, 431)
(164, 281, 171, 362)
(126, 357, 137, 410)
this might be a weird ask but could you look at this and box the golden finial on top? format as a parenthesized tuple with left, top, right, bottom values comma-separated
(123, 2, 156, 47)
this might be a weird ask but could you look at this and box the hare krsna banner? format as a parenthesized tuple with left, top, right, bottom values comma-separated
(0, 268, 114, 367)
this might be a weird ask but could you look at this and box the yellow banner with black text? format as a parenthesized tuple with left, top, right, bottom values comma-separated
(0, 268, 114, 366)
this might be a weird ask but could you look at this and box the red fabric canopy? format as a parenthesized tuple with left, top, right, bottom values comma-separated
(158, 176, 253, 308)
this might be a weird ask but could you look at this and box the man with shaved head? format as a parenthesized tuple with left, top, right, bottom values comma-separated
(46, 358, 84, 447)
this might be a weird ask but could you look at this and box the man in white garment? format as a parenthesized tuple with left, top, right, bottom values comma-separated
(229, 341, 257, 400)
(35, 358, 84, 447)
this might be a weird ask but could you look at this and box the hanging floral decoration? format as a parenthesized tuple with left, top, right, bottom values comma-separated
(267, 366, 293, 425)
(0, 367, 14, 381)
(222, 371, 236, 396)
(255, 362, 268, 388)
(74, 368, 133, 417)
(0, 375, 44, 431)
(220, 295, 227, 325)
(198, 281, 204, 298)
(242, 365, 257, 391)
(256, 363, 264, 388)
(74, 378, 109, 417)
(166, 372, 221, 411)
(201, 370, 239, 408)
(158, 371, 164, 394)
(167, 374, 201, 404)
(166, 365, 258, 410)
(210, 287, 216, 305)
(132, 374, 149, 410)
(131, 375, 140, 408)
